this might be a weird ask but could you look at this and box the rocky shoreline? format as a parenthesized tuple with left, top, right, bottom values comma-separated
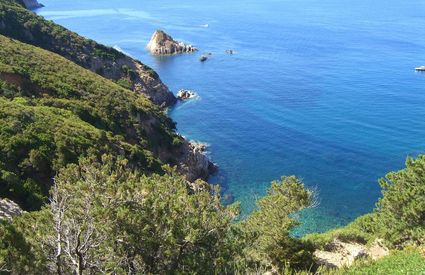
(177, 140, 217, 182)
(19, 4, 215, 183)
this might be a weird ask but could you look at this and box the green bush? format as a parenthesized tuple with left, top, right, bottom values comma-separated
(235, 176, 316, 272)
(307, 156, 425, 251)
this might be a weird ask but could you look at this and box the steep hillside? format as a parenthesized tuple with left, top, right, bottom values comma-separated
(0, 35, 210, 210)
(0, 0, 176, 106)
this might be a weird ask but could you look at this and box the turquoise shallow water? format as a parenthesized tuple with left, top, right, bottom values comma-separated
(38, 0, 425, 234)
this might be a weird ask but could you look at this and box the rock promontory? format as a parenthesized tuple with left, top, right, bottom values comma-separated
(147, 30, 198, 55)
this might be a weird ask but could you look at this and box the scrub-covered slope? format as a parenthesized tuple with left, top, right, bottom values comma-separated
(0, 0, 176, 106)
(0, 34, 185, 210)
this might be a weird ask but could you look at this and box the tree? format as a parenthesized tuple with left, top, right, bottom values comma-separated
(375, 156, 425, 248)
(235, 176, 315, 272)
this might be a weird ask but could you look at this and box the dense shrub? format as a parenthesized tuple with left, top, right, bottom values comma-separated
(0, 156, 317, 274)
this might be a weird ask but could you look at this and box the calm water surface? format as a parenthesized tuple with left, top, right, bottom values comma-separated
(38, 0, 425, 234)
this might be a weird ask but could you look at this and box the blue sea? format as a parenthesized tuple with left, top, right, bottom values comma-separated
(37, 0, 425, 235)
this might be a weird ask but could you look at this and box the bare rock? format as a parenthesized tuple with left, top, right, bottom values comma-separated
(177, 141, 216, 182)
(177, 89, 197, 100)
(147, 30, 198, 55)
(0, 198, 23, 220)
(89, 57, 176, 107)
(368, 239, 390, 260)
(314, 240, 368, 268)
(314, 239, 390, 269)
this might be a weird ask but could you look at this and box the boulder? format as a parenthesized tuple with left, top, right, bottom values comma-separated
(177, 89, 196, 100)
(0, 198, 23, 220)
(147, 30, 197, 55)
(199, 55, 208, 62)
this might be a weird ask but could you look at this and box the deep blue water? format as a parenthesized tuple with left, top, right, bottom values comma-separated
(37, 0, 425, 234)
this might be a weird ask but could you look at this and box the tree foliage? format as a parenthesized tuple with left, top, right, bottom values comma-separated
(375, 156, 425, 248)
(0, 156, 316, 274)
(235, 176, 315, 272)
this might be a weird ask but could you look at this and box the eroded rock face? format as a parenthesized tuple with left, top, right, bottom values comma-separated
(177, 141, 217, 182)
(0, 198, 23, 220)
(314, 239, 390, 269)
(22, 0, 44, 9)
(147, 30, 198, 55)
(88, 56, 176, 107)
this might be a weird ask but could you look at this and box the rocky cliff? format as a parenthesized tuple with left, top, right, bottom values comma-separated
(21, 0, 43, 9)
(177, 141, 217, 182)
(147, 30, 198, 55)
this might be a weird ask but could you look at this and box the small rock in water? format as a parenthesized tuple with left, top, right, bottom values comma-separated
(199, 55, 208, 62)
(147, 30, 198, 55)
(177, 89, 196, 100)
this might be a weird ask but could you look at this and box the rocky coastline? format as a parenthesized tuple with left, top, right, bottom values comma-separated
(89, 56, 177, 107)
(15, 3, 215, 184)
(177, 140, 217, 182)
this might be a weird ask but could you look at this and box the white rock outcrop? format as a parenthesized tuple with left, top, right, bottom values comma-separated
(147, 30, 197, 55)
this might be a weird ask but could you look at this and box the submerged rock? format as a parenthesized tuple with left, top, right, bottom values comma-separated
(199, 55, 208, 62)
(147, 30, 198, 55)
(177, 89, 197, 100)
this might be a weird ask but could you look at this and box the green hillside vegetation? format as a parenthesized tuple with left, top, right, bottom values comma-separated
(0, 0, 162, 90)
(334, 248, 425, 275)
(0, 34, 181, 210)
(1, 155, 423, 273)
(0, 156, 315, 274)
(0, 0, 423, 273)
(0, 0, 124, 67)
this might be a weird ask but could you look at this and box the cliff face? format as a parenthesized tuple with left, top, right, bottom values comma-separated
(176, 141, 216, 182)
(21, 0, 43, 9)
(87, 51, 177, 106)
(0, 0, 176, 107)
(147, 30, 198, 55)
